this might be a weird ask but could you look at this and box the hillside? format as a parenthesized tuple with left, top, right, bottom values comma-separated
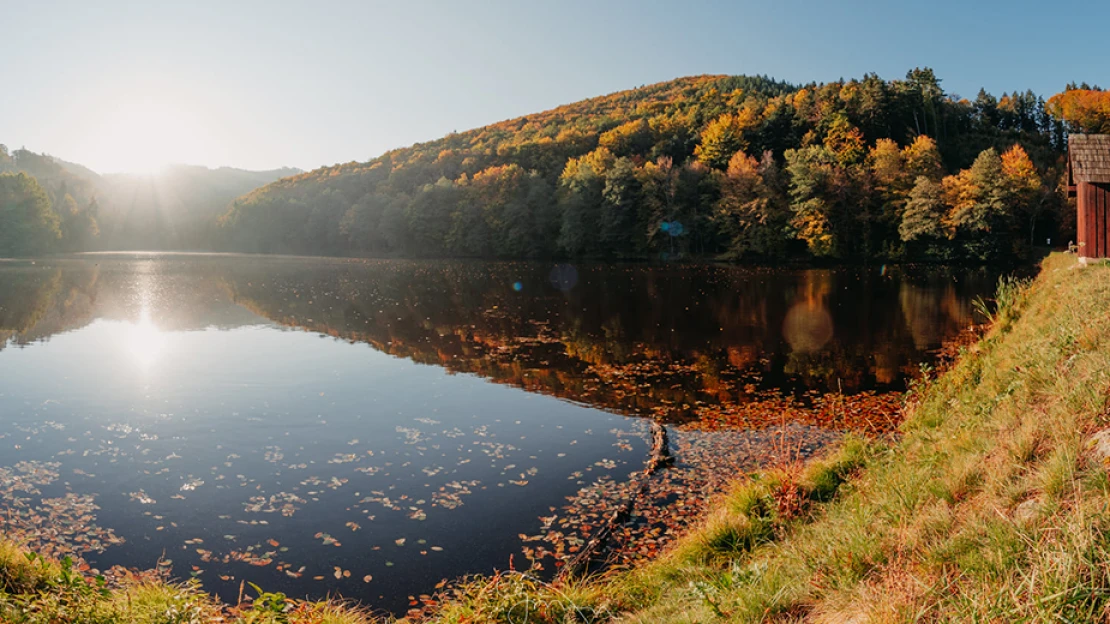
(0, 146, 298, 253)
(221, 70, 1070, 262)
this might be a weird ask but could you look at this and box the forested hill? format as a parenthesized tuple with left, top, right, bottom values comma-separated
(0, 146, 298, 254)
(96, 165, 301, 249)
(221, 70, 1072, 262)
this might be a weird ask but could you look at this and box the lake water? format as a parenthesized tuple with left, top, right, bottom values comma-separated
(0, 254, 999, 614)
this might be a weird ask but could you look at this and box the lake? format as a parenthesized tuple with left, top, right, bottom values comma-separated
(0, 254, 999, 615)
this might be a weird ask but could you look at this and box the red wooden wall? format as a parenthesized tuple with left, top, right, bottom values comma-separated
(1078, 182, 1110, 258)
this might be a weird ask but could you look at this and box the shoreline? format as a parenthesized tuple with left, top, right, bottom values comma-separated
(4, 254, 1074, 622)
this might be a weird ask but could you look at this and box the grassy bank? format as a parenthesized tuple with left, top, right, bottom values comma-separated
(0, 540, 374, 624)
(6, 252, 1110, 622)
(419, 251, 1110, 622)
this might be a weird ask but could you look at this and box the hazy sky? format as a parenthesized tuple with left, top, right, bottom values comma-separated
(3, 0, 1107, 173)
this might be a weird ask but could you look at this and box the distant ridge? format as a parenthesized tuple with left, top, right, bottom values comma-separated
(0, 144, 300, 251)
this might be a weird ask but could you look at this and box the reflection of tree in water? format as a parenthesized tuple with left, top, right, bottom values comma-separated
(215, 260, 1000, 414)
(0, 257, 270, 352)
(782, 269, 834, 353)
(0, 265, 99, 350)
(0, 267, 62, 345)
(0, 257, 1001, 419)
(562, 315, 631, 366)
(899, 270, 986, 351)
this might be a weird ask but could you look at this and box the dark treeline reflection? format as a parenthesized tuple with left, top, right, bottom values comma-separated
(0, 255, 1000, 421)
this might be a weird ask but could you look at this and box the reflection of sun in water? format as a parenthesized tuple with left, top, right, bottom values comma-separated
(126, 308, 165, 370)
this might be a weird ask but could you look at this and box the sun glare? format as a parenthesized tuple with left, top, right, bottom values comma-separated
(126, 307, 166, 370)
(87, 99, 212, 173)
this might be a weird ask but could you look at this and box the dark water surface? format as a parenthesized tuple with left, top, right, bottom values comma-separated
(0, 254, 999, 614)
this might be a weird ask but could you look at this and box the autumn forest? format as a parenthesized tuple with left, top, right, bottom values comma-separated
(5, 69, 1109, 262)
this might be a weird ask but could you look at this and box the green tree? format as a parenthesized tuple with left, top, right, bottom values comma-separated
(556, 158, 604, 256)
(638, 157, 682, 254)
(0, 173, 61, 256)
(405, 179, 458, 255)
(341, 192, 391, 253)
(899, 177, 946, 243)
(58, 193, 100, 251)
(599, 157, 641, 257)
(785, 146, 842, 257)
(941, 148, 1010, 259)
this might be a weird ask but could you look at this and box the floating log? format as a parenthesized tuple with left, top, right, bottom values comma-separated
(559, 421, 673, 579)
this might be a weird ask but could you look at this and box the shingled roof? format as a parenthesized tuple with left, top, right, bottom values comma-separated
(1070, 134, 1110, 183)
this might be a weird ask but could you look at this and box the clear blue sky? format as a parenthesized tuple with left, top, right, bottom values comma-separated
(3, 0, 1106, 174)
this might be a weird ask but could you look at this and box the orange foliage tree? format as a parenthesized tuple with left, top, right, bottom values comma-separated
(1046, 89, 1110, 134)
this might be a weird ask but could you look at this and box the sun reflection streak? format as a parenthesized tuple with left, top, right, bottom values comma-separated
(126, 307, 166, 371)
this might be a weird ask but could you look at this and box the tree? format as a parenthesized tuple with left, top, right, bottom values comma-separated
(341, 192, 391, 253)
(58, 193, 100, 251)
(902, 135, 943, 181)
(823, 113, 866, 165)
(899, 177, 945, 242)
(973, 89, 999, 130)
(404, 180, 457, 255)
(556, 156, 605, 256)
(1000, 144, 1045, 247)
(904, 67, 944, 138)
(598, 119, 654, 157)
(1046, 88, 1110, 134)
(869, 138, 909, 228)
(0, 173, 61, 256)
(785, 146, 839, 257)
(714, 150, 788, 259)
(638, 157, 681, 254)
(869, 138, 905, 190)
(943, 149, 1004, 233)
(599, 158, 641, 257)
(940, 148, 1011, 259)
(694, 113, 749, 170)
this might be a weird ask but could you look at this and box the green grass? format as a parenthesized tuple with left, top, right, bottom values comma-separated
(0, 541, 376, 624)
(8, 252, 1110, 622)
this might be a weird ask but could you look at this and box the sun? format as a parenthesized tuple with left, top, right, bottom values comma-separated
(87, 99, 211, 174)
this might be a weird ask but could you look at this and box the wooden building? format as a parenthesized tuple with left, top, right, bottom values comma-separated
(1068, 134, 1110, 259)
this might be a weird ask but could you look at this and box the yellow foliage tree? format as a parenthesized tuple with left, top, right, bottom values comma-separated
(823, 115, 865, 165)
(902, 135, 943, 181)
(561, 147, 616, 181)
(869, 138, 904, 189)
(940, 169, 978, 237)
(694, 113, 750, 170)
